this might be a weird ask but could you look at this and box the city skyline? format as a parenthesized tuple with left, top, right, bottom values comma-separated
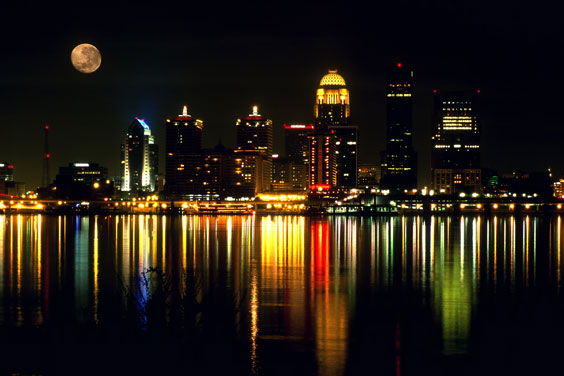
(2, 1, 562, 189)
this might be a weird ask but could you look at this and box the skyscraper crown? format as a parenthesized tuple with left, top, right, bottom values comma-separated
(320, 70, 346, 87)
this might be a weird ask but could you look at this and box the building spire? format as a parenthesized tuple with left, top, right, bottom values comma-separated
(182, 105, 188, 116)
(252, 105, 258, 116)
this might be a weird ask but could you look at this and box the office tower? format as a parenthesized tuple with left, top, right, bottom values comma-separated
(358, 164, 381, 187)
(236, 105, 273, 190)
(0, 163, 14, 182)
(0, 163, 23, 197)
(121, 118, 158, 193)
(164, 106, 204, 197)
(54, 162, 113, 200)
(313, 70, 358, 188)
(284, 124, 314, 190)
(309, 130, 337, 188)
(380, 62, 417, 191)
(431, 91, 481, 194)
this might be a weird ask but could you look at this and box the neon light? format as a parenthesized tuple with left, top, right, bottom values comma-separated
(7, 165, 13, 169)
(73, 163, 90, 167)
(283, 124, 315, 129)
(310, 184, 331, 191)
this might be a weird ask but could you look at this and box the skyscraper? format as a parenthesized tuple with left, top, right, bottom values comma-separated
(309, 130, 337, 188)
(284, 124, 314, 190)
(380, 62, 417, 191)
(121, 118, 158, 193)
(236, 106, 273, 191)
(431, 91, 481, 194)
(313, 70, 358, 188)
(164, 106, 204, 197)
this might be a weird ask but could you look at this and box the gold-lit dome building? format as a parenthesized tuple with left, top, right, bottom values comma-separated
(314, 70, 350, 126)
(309, 69, 358, 189)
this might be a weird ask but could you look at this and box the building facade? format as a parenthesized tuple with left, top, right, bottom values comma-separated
(165, 106, 204, 198)
(313, 70, 358, 188)
(121, 118, 158, 193)
(284, 124, 314, 190)
(380, 63, 417, 191)
(309, 130, 337, 188)
(54, 162, 113, 200)
(431, 91, 481, 194)
(0, 162, 14, 182)
(236, 106, 273, 191)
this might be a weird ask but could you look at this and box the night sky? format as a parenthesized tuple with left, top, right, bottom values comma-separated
(1, 1, 562, 188)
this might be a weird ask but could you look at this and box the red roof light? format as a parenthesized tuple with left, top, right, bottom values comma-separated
(397, 62, 402, 68)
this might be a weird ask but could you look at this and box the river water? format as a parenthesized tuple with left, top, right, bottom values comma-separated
(1, 214, 564, 375)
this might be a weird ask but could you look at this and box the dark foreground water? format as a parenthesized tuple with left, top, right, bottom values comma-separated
(1, 214, 564, 375)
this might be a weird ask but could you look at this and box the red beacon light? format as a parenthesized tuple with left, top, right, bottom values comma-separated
(46, 154, 50, 159)
(44, 125, 49, 130)
(477, 89, 481, 93)
(397, 62, 402, 68)
(433, 89, 437, 93)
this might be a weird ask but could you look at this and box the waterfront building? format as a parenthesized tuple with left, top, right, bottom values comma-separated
(236, 106, 273, 190)
(431, 91, 481, 194)
(0, 162, 14, 182)
(314, 70, 358, 188)
(121, 118, 158, 193)
(309, 130, 337, 188)
(283, 124, 314, 190)
(54, 162, 113, 200)
(165, 106, 204, 198)
(380, 63, 417, 191)
(358, 164, 381, 188)
(272, 155, 309, 191)
(0, 163, 24, 197)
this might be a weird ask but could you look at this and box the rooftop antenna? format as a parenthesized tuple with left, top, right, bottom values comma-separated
(42, 125, 51, 187)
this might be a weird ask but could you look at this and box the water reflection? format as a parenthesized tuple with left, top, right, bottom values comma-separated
(0, 214, 562, 374)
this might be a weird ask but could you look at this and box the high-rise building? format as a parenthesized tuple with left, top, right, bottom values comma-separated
(309, 130, 337, 188)
(236, 106, 273, 191)
(0, 162, 14, 182)
(284, 124, 314, 190)
(0, 162, 23, 198)
(358, 164, 381, 188)
(121, 118, 158, 193)
(55, 162, 113, 200)
(380, 62, 417, 191)
(431, 91, 481, 194)
(313, 70, 358, 188)
(165, 106, 204, 197)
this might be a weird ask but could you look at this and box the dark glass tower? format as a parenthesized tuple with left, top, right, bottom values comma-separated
(165, 105, 204, 197)
(431, 91, 481, 193)
(236, 105, 273, 190)
(313, 70, 358, 188)
(380, 62, 417, 191)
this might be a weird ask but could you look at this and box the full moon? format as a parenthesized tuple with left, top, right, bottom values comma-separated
(71, 43, 101, 74)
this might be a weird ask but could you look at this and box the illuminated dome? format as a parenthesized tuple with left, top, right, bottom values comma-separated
(319, 70, 346, 87)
